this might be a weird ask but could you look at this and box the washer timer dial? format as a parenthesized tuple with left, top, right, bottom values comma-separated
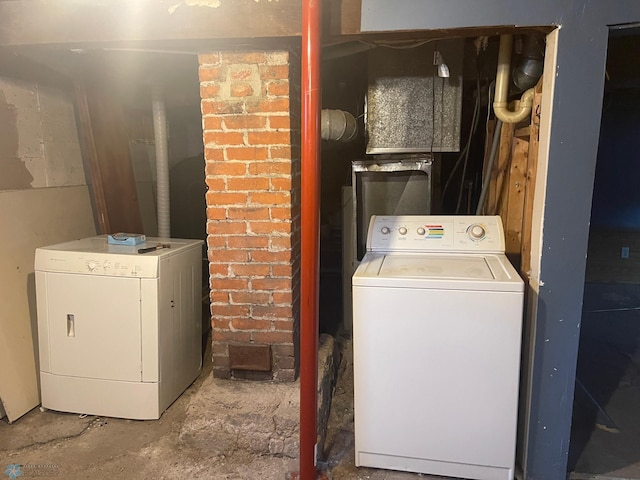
(467, 224, 487, 241)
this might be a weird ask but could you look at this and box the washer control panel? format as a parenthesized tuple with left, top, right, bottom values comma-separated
(367, 215, 506, 253)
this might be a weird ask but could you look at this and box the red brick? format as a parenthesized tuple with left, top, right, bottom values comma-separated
(211, 291, 229, 303)
(269, 116, 290, 129)
(200, 84, 221, 99)
(198, 65, 224, 81)
(272, 344, 295, 357)
(223, 116, 267, 131)
(271, 177, 292, 191)
(199, 53, 220, 65)
(229, 68, 254, 81)
(222, 52, 268, 64)
(209, 263, 228, 276)
(232, 263, 271, 277)
(250, 192, 290, 205)
(231, 83, 254, 97)
(230, 291, 271, 305)
(248, 162, 291, 176)
(272, 291, 293, 304)
(270, 207, 291, 220)
(271, 264, 293, 277)
(204, 147, 224, 161)
(252, 278, 292, 290)
(207, 236, 226, 248)
(259, 65, 289, 80)
(212, 342, 228, 356)
(251, 331, 293, 344)
(213, 330, 252, 343)
(210, 249, 249, 262)
(212, 317, 230, 329)
(272, 320, 295, 331)
(226, 207, 270, 220)
(225, 147, 268, 161)
(211, 278, 249, 291)
(206, 191, 247, 205)
(206, 207, 226, 220)
(269, 146, 292, 159)
(231, 318, 272, 331)
(252, 305, 293, 319)
(273, 355, 296, 370)
(247, 131, 290, 146)
(270, 237, 292, 250)
(202, 100, 243, 115)
(205, 163, 247, 176)
(227, 236, 269, 249)
(212, 304, 250, 317)
(205, 177, 225, 190)
(250, 250, 291, 263)
(267, 81, 290, 96)
(203, 116, 223, 130)
(250, 222, 291, 235)
(227, 178, 270, 191)
(212, 354, 231, 369)
(207, 221, 247, 236)
(246, 98, 290, 114)
(204, 131, 245, 147)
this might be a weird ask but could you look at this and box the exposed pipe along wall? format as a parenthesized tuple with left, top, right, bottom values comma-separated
(300, 0, 322, 478)
(152, 84, 171, 238)
(477, 34, 538, 214)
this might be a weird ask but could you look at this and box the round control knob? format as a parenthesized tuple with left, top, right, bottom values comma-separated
(398, 227, 408, 235)
(468, 224, 486, 240)
(417, 227, 426, 236)
(87, 260, 98, 272)
(381, 226, 391, 235)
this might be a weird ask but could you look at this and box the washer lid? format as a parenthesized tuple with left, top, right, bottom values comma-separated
(353, 253, 524, 292)
(380, 255, 494, 280)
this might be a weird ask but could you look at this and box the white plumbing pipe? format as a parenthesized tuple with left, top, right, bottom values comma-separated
(494, 35, 535, 124)
(152, 84, 171, 238)
(321, 109, 358, 142)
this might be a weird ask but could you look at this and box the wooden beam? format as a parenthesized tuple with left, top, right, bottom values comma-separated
(504, 136, 529, 260)
(520, 80, 543, 276)
(74, 57, 144, 235)
(0, 0, 302, 47)
(488, 121, 515, 216)
(74, 78, 111, 234)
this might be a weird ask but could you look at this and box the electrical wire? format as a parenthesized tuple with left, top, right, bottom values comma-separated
(441, 70, 482, 209)
(455, 72, 481, 213)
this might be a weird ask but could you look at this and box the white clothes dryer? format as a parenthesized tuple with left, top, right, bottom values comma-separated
(35, 235, 203, 420)
(353, 215, 524, 480)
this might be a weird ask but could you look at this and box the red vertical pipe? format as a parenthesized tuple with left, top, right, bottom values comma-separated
(300, 0, 321, 478)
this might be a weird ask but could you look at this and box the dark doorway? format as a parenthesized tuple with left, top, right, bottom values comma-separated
(569, 28, 640, 478)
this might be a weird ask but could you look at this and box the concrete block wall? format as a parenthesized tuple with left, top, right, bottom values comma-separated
(198, 50, 301, 381)
(0, 78, 86, 190)
(0, 76, 96, 421)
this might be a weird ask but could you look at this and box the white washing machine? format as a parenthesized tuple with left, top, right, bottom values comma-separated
(353, 215, 524, 480)
(35, 235, 203, 420)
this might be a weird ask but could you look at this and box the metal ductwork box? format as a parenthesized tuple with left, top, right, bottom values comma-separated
(366, 39, 464, 154)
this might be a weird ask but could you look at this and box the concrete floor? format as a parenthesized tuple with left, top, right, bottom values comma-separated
(0, 335, 438, 480)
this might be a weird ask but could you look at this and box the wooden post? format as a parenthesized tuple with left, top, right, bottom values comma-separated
(520, 80, 543, 276)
